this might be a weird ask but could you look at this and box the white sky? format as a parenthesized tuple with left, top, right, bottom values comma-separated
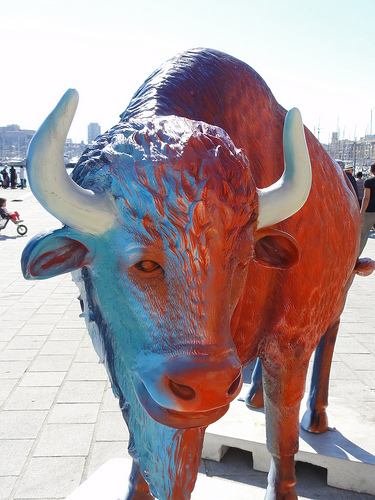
(1, 0, 374, 145)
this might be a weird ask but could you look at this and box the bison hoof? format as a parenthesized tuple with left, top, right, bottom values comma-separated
(300, 408, 328, 433)
(245, 384, 264, 409)
(265, 486, 298, 500)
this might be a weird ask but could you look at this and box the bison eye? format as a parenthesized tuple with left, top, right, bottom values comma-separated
(134, 260, 162, 273)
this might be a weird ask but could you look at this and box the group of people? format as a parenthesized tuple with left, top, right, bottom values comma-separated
(0, 165, 26, 189)
(344, 163, 375, 255)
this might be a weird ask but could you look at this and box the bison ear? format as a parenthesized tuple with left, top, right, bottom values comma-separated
(22, 227, 92, 280)
(253, 228, 300, 269)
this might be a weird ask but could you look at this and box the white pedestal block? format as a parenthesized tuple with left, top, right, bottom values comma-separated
(65, 457, 267, 500)
(66, 385, 375, 499)
(66, 458, 132, 500)
(202, 385, 375, 496)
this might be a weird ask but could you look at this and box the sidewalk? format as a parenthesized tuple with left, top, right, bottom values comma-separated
(0, 187, 374, 500)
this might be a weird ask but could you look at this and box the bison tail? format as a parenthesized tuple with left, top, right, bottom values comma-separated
(355, 257, 375, 277)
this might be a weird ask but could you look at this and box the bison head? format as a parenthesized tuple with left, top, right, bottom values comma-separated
(22, 90, 311, 431)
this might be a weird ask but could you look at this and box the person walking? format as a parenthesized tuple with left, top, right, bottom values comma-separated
(344, 166, 360, 206)
(356, 171, 365, 207)
(10, 166, 17, 189)
(1, 167, 9, 188)
(19, 165, 26, 189)
(359, 163, 375, 255)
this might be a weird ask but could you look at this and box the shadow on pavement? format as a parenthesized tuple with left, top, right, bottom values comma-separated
(300, 426, 375, 464)
(0, 234, 22, 240)
(202, 448, 374, 499)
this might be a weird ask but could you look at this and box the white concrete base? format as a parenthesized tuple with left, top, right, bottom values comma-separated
(65, 457, 267, 500)
(66, 458, 133, 500)
(69, 456, 270, 500)
(65, 384, 375, 499)
(202, 385, 375, 496)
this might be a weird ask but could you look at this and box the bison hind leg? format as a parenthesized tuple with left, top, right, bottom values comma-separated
(301, 407, 329, 434)
(301, 319, 340, 434)
(245, 358, 264, 409)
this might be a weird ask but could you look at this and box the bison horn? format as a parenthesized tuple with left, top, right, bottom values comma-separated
(26, 89, 116, 235)
(257, 108, 312, 229)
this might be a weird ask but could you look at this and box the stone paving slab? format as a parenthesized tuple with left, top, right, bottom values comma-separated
(0, 188, 375, 500)
(14, 456, 86, 499)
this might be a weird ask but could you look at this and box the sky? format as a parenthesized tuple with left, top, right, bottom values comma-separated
(1, 0, 374, 146)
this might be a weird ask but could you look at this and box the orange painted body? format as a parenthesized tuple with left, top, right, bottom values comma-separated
(122, 48, 360, 476)
(233, 131, 359, 370)
(233, 127, 360, 455)
(212, 79, 359, 457)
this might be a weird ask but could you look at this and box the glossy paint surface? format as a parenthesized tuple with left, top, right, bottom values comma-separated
(22, 49, 361, 499)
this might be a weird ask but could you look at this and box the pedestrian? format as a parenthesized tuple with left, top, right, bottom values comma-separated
(343, 166, 360, 207)
(356, 171, 365, 207)
(359, 163, 375, 255)
(19, 165, 26, 189)
(1, 167, 9, 188)
(10, 166, 17, 189)
(0, 197, 22, 222)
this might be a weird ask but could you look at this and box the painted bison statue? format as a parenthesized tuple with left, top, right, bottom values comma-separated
(22, 48, 366, 499)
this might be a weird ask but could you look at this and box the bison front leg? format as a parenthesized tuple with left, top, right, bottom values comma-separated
(125, 460, 155, 500)
(301, 319, 340, 433)
(262, 360, 309, 500)
(266, 456, 297, 500)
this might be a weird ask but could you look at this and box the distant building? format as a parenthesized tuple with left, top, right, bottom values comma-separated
(0, 124, 35, 160)
(88, 122, 101, 144)
(64, 139, 87, 165)
(323, 132, 375, 172)
(0, 123, 88, 167)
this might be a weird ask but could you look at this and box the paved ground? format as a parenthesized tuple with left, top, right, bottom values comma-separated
(0, 186, 374, 500)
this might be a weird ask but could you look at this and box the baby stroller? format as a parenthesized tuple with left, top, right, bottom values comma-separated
(0, 212, 28, 235)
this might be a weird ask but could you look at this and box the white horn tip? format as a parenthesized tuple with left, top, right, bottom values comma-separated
(285, 108, 303, 131)
(257, 106, 311, 229)
(59, 88, 79, 117)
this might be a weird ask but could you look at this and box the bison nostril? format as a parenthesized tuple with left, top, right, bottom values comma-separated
(168, 380, 196, 401)
(227, 373, 242, 396)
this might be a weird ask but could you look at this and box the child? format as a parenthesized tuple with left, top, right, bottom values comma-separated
(0, 198, 23, 222)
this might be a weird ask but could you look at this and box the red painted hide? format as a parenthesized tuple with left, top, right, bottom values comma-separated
(124, 48, 361, 459)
